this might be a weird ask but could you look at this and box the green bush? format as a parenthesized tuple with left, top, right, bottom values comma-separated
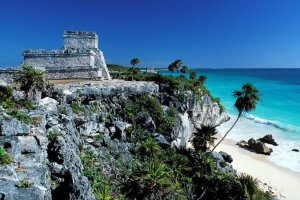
(15, 65, 45, 97)
(15, 178, 34, 188)
(192, 126, 218, 152)
(8, 110, 31, 123)
(0, 85, 13, 101)
(47, 130, 62, 141)
(140, 137, 161, 158)
(0, 146, 13, 165)
(71, 101, 85, 114)
(123, 159, 176, 198)
(1, 98, 16, 109)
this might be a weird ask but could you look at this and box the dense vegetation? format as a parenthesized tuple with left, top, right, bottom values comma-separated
(0, 64, 271, 199)
(78, 64, 272, 199)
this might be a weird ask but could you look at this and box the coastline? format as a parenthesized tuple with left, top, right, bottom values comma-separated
(214, 135, 300, 200)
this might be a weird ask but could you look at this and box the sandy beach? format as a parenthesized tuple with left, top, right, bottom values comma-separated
(214, 137, 300, 200)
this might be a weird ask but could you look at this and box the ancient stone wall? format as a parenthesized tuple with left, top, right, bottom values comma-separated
(23, 50, 95, 69)
(0, 69, 17, 84)
(22, 30, 111, 80)
(63, 30, 98, 49)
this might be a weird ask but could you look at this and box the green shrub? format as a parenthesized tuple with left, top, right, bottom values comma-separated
(8, 110, 30, 123)
(71, 101, 85, 114)
(239, 174, 273, 200)
(1, 98, 16, 109)
(192, 126, 218, 152)
(15, 65, 45, 97)
(92, 177, 112, 200)
(0, 85, 13, 101)
(15, 178, 33, 188)
(17, 99, 34, 110)
(140, 137, 161, 158)
(47, 130, 62, 141)
(0, 146, 13, 165)
(123, 159, 175, 198)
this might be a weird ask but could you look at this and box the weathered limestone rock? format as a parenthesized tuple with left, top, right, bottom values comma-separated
(171, 92, 229, 148)
(39, 97, 59, 115)
(0, 114, 30, 136)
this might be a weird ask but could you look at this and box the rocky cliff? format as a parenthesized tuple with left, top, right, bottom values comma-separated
(0, 80, 228, 199)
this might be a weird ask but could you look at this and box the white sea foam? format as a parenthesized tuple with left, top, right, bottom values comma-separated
(217, 114, 300, 172)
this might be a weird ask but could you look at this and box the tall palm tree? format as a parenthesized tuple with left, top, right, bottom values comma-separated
(211, 83, 260, 152)
(130, 58, 140, 66)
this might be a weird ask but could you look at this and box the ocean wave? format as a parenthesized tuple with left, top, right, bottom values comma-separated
(244, 114, 299, 133)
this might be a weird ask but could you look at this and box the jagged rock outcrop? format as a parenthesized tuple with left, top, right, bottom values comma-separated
(170, 91, 229, 148)
(0, 79, 229, 199)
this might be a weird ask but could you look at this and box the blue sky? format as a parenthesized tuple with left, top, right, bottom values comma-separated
(1, 0, 300, 68)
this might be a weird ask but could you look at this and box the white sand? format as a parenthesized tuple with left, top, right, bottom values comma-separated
(215, 138, 300, 200)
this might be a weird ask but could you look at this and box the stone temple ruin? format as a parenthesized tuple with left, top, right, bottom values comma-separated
(0, 30, 111, 82)
(23, 30, 111, 80)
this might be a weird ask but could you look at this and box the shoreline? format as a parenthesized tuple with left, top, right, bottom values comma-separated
(215, 135, 300, 199)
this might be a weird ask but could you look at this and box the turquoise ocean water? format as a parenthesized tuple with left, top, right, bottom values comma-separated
(161, 69, 300, 172)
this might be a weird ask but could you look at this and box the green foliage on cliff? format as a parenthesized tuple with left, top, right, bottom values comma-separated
(15, 65, 45, 98)
(15, 178, 34, 189)
(74, 67, 270, 200)
(124, 95, 177, 138)
(8, 110, 31, 123)
(0, 146, 13, 165)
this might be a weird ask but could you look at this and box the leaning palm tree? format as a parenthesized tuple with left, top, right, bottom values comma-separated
(210, 83, 260, 152)
(130, 58, 140, 66)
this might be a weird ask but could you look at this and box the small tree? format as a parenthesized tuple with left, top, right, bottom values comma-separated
(130, 58, 140, 66)
(168, 59, 182, 76)
(180, 66, 188, 74)
(198, 75, 207, 85)
(15, 65, 45, 98)
(189, 71, 196, 80)
(192, 125, 218, 152)
(211, 83, 260, 152)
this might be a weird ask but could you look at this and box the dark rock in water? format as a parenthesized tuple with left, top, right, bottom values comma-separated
(248, 138, 273, 155)
(259, 134, 278, 146)
(219, 151, 233, 163)
(292, 149, 299, 152)
(236, 140, 248, 148)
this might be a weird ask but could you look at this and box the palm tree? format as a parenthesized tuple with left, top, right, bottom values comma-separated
(198, 75, 207, 85)
(192, 125, 218, 152)
(211, 83, 260, 152)
(15, 65, 45, 98)
(189, 71, 196, 80)
(130, 58, 140, 66)
(174, 59, 182, 76)
(168, 59, 182, 76)
(180, 66, 189, 74)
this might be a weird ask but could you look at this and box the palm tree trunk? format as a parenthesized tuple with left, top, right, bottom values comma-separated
(210, 113, 241, 153)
